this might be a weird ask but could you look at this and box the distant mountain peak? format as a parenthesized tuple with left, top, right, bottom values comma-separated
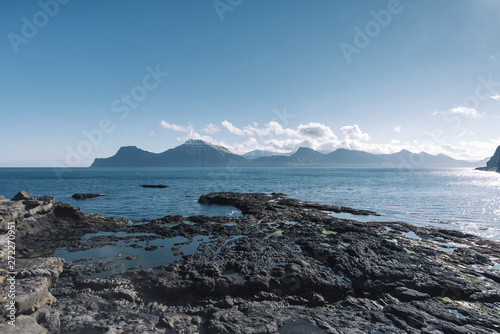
(296, 147, 315, 152)
(116, 146, 149, 154)
(181, 139, 231, 154)
(184, 139, 206, 145)
(118, 145, 140, 150)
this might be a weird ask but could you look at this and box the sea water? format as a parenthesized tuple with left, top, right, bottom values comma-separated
(0, 167, 499, 240)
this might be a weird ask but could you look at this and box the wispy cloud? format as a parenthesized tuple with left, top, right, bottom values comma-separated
(202, 123, 220, 134)
(490, 93, 500, 100)
(449, 106, 483, 118)
(221, 120, 252, 136)
(159, 121, 192, 132)
(393, 125, 401, 133)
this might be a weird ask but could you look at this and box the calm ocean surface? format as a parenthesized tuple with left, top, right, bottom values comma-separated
(1, 167, 499, 241)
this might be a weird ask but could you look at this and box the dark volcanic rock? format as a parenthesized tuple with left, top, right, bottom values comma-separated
(198, 192, 379, 218)
(0, 257, 64, 325)
(71, 193, 107, 200)
(0, 193, 132, 257)
(12, 190, 32, 201)
(141, 185, 169, 188)
(2, 191, 500, 333)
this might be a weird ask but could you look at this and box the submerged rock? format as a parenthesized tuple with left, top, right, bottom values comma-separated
(141, 185, 170, 188)
(71, 193, 107, 200)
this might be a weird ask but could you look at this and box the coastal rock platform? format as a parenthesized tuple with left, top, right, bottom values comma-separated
(1, 192, 500, 333)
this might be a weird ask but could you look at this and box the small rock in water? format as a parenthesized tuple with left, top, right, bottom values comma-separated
(71, 193, 107, 200)
(141, 185, 169, 188)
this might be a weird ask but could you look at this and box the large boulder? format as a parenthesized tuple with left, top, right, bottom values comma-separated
(12, 191, 32, 201)
(0, 315, 48, 333)
(0, 194, 55, 232)
(0, 257, 64, 321)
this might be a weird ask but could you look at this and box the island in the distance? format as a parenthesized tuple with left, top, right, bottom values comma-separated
(91, 139, 488, 168)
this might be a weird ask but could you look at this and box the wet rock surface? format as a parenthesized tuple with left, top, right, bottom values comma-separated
(71, 193, 107, 200)
(0, 192, 133, 258)
(1, 192, 500, 333)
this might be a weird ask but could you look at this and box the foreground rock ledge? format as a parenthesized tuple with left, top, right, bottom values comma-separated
(1, 192, 500, 333)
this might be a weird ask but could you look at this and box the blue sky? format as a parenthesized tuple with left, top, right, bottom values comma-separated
(1, 0, 500, 166)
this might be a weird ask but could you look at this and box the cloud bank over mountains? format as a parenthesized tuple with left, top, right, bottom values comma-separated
(159, 119, 499, 162)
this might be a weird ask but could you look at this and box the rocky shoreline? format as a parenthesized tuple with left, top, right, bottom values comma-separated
(1, 191, 500, 333)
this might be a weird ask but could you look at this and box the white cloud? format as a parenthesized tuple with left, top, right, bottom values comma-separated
(217, 121, 339, 154)
(156, 119, 498, 162)
(490, 93, 500, 100)
(221, 121, 253, 136)
(449, 107, 483, 118)
(298, 123, 337, 139)
(262, 121, 297, 137)
(144, 131, 155, 136)
(176, 128, 222, 146)
(340, 124, 370, 141)
(159, 121, 192, 132)
(393, 125, 401, 133)
(202, 123, 220, 134)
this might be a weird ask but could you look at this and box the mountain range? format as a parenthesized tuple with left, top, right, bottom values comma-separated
(90, 139, 488, 168)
